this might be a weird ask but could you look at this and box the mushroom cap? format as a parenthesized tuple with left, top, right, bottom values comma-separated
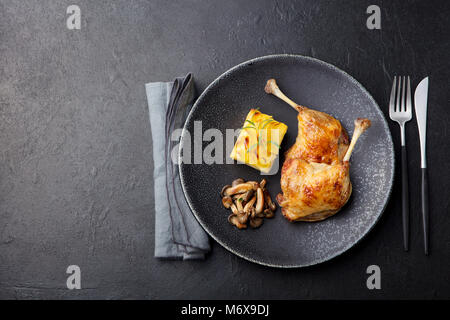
(228, 214, 247, 229)
(237, 211, 250, 224)
(264, 208, 275, 218)
(222, 196, 233, 209)
(220, 185, 232, 197)
(224, 183, 254, 196)
(249, 217, 264, 228)
(232, 178, 245, 187)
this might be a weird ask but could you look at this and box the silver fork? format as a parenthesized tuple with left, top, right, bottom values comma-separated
(389, 76, 412, 251)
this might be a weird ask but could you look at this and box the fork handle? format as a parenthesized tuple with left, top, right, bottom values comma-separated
(401, 146, 409, 251)
(421, 168, 429, 255)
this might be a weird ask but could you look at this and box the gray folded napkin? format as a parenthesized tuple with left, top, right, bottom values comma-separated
(145, 74, 210, 260)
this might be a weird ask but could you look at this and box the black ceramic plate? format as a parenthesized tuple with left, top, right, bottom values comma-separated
(179, 55, 394, 267)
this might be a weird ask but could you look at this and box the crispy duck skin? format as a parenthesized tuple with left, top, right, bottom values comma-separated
(265, 79, 370, 222)
(276, 159, 352, 221)
(265, 79, 349, 165)
(285, 107, 349, 165)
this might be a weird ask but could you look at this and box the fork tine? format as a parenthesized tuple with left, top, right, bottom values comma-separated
(396, 76, 402, 112)
(390, 76, 397, 114)
(401, 76, 406, 112)
(406, 76, 411, 112)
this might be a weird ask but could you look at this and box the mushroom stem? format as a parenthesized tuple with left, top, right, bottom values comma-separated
(255, 188, 265, 214)
(244, 196, 257, 213)
(235, 199, 244, 214)
(260, 178, 267, 189)
(224, 183, 254, 196)
(230, 203, 239, 215)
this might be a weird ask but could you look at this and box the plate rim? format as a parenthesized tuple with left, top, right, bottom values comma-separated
(179, 54, 395, 268)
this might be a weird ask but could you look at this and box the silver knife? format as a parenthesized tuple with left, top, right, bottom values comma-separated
(414, 77, 429, 255)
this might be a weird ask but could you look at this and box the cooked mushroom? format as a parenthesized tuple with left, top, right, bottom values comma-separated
(232, 194, 242, 201)
(249, 217, 264, 228)
(255, 188, 265, 214)
(264, 189, 276, 211)
(256, 211, 265, 219)
(222, 196, 233, 209)
(237, 211, 250, 224)
(235, 198, 244, 214)
(233, 192, 252, 204)
(228, 214, 247, 229)
(247, 181, 260, 190)
(264, 208, 274, 218)
(220, 185, 232, 197)
(241, 189, 254, 203)
(230, 203, 239, 215)
(222, 178, 276, 230)
(223, 183, 254, 196)
(250, 207, 264, 219)
(244, 195, 257, 213)
(260, 178, 267, 189)
(232, 178, 245, 187)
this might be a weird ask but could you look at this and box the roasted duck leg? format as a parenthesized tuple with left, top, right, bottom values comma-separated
(276, 118, 370, 221)
(265, 79, 349, 165)
(265, 79, 371, 222)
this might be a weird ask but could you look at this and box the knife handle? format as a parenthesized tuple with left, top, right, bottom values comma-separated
(401, 146, 409, 251)
(421, 168, 429, 255)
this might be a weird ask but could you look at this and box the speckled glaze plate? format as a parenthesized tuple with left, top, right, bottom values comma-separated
(179, 55, 394, 267)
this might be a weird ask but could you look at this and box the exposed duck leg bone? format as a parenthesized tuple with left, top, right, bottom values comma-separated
(265, 79, 305, 112)
(343, 118, 371, 162)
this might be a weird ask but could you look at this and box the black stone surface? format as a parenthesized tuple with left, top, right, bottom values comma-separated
(0, 0, 449, 299)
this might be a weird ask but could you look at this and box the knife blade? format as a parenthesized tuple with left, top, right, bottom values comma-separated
(415, 77, 428, 168)
(414, 76, 429, 255)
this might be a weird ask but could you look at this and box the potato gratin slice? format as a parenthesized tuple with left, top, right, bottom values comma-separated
(230, 109, 288, 173)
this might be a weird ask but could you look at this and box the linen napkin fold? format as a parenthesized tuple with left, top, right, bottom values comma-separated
(145, 74, 210, 260)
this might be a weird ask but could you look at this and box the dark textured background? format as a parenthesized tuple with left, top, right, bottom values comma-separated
(0, 0, 449, 299)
